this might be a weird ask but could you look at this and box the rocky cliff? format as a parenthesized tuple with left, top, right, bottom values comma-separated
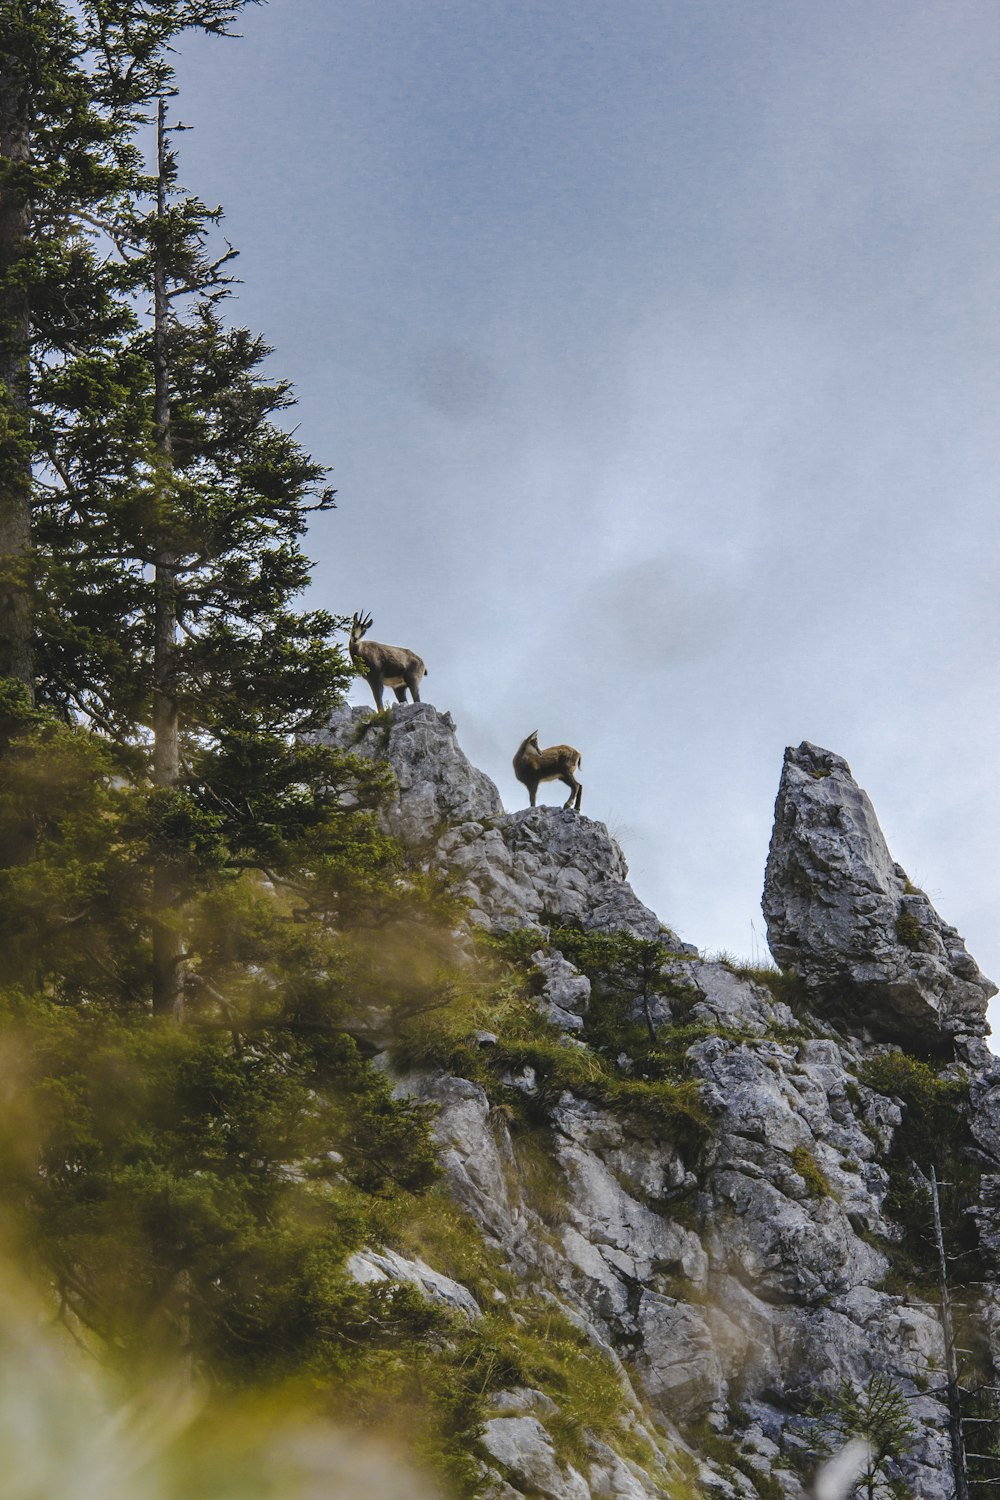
(323, 705, 1000, 1500)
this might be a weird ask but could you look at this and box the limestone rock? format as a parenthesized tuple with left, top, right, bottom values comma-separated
(440, 806, 691, 946)
(397, 1074, 524, 1251)
(586, 1438, 669, 1499)
(345, 1247, 481, 1319)
(488, 1388, 560, 1419)
(321, 702, 504, 841)
(326, 707, 999, 1498)
(553, 1095, 707, 1292)
(324, 702, 692, 949)
(633, 1293, 726, 1420)
(534, 950, 591, 1032)
(480, 1477, 526, 1500)
(479, 1416, 590, 1500)
(763, 741, 995, 1044)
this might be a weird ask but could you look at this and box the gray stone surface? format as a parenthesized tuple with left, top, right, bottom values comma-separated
(323, 701, 693, 948)
(400, 981, 996, 1497)
(439, 804, 692, 946)
(587, 1439, 668, 1499)
(397, 1073, 525, 1252)
(345, 1247, 481, 1319)
(329, 706, 1000, 1499)
(763, 740, 995, 1044)
(479, 1416, 590, 1500)
(633, 1292, 727, 1421)
(321, 702, 504, 842)
(534, 950, 592, 1032)
(488, 1388, 560, 1418)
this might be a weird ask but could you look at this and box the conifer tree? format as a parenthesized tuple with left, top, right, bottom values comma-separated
(0, 0, 118, 697)
(124, 93, 347, 1010)
(0, 7, 32, 691)
(1, 2, 357, 1011)
(814, 1373, 917, 1500)
(0, 0, 253, 705)
(0, 3, 467, 1388)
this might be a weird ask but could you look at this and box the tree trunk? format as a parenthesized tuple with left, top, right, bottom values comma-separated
(151, 97, 184, 1018)
(932, 1166, 972, 1500)
(0, 18, 34, 695)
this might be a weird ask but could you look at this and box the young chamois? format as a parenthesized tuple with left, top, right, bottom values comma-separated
(349, 612, 427, 710)
(512, 731, 583, 812)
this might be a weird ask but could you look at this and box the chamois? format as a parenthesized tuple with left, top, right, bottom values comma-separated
(349, 612, 427, 710)
(512, 731, 583, 812)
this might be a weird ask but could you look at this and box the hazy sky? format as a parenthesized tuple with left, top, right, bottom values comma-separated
(173, 2, 1000, 1032)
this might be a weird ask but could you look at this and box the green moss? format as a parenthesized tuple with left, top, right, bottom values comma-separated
(601, 1076, 712, 1138)
(352, 706, 395, 751)
(388, 1185, 517, 1305)
(894, 909, 925, 952)
(790, 1144, 833, 1199)
(486, 1303, 644, 1471)
(715, 952, 772, 981)
(528, 925, 701, 1041)
(715, 959, 816, 1029)
(857, 1053, 969, 1154)
(389, 936, 715, 1155)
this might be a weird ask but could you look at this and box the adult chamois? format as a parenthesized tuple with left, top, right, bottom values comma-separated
(349, 612, 427, 709)
(512, 731, 583, 812)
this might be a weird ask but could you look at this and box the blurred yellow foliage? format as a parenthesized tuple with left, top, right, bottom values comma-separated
(0, 1269, 442, 1500)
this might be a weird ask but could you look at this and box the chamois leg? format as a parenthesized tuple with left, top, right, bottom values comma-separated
(405, 672, 422, 702)
(559, 772, 582, 812)
(368, 672, 385, 710)
(394, 685, 407, 702)
(528, 781, 538, 808)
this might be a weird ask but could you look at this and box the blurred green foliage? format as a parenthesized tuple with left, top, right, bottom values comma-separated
(0, 699, 688, 1494)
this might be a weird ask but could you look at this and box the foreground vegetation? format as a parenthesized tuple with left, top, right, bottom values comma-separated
(3, 6, 997, 1497)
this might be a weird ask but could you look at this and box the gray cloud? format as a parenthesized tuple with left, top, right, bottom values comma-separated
(412, 343, 507, 420)
(175, 1, 1000, 1034)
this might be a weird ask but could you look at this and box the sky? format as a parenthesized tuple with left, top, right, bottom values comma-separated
(172, 2, 1000, 1032)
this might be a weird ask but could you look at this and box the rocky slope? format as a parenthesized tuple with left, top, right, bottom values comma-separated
(323, 704, 1000, 1500)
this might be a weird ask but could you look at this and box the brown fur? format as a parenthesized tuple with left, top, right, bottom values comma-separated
(512, 730, 583, 812)
(350, 612, 427, 709)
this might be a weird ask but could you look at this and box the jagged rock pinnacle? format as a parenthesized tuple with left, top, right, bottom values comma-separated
(763, 741, 995, 1046)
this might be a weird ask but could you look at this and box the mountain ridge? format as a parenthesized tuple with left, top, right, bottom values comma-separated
(323, 701, 1000, 1500)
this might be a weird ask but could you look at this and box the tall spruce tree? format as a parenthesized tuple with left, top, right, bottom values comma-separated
(133, 94, 346, 1011)
(0, 8, 32, 691)
(2, 2, 359, 1011)
(0, 0, 121, 698)
(0, 0, 253, 706)
(0, 0, 484, 1437)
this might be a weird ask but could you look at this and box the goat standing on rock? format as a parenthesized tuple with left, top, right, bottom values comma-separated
(349, 612, 427, 710)
(513, 731, 583, 812)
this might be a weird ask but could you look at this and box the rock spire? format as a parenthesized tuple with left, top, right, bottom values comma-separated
(763, 741, 995, 1048)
